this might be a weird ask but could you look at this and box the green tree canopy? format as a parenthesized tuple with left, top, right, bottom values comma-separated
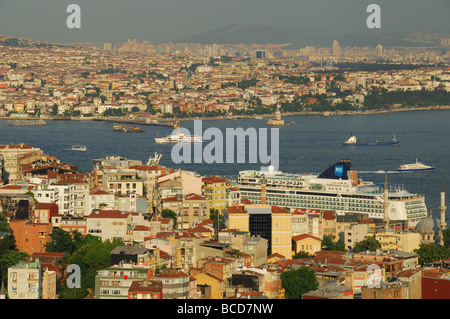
(162, 209, 177, 228)
(293, 251, 313, 259)
(321, 234, 346, 252)
(281, 266, 319, 299)
(352, 236, 381, 253)
(0, 251, 28, 285)
(414, 244, 450, 265)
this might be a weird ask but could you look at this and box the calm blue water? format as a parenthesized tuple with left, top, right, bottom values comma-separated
(1, 110, 449, 221)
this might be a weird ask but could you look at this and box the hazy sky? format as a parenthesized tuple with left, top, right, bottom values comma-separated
(0, 0, 449, 43)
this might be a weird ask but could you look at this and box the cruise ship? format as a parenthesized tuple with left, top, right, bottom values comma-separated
(237, 160, 427, 227)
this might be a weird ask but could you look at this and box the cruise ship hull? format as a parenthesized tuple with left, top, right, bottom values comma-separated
(237, 160, 427, 226)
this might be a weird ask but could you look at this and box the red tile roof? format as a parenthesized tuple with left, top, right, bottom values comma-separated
(292, 234, 321, 242)
(202, 176, 230, 184)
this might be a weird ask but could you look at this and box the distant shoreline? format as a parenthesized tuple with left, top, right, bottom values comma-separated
(1, 105, 450, 122)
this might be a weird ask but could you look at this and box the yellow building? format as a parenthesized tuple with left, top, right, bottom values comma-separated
(14, 102, 25, 113)
(292, 234, 322, 256)
(224, 204, 293, 259)
(375, 231, 421, 253)
(42, 268, 57, 299)
(193, 271, 225, 299)
(202, 176, 230, 211)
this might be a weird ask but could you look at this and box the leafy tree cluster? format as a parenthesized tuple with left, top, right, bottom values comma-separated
(334, 62, 438, 72)
(413, 228, 450, 265)
(97, 68, 126, 75)
(103, 108, 126, 117)
(281, 266, 318, 299)
(237, 78, 258, 90)
(275, 74, 310, 85)
(179, 63, 202, 74)
(321, 234, 346, 251)
(45, 229, 124, 299)
(364, 87, 450, 109)
(352, 236, 381, 253)
(161, 209, 177, 228)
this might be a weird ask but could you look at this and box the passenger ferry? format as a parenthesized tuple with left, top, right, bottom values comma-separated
(72, 145, 87, 151)
(398, 159, 434, 172)
(237, 159, 427, 227)
(155, 129, 202, 143)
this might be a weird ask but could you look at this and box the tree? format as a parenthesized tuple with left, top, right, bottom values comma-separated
(68, 239, 123, 291)
(321, 234, 346, 252)
(0, 251, 28, 285)
(442, 228, 450, 249)
(352, 236, 381, 253)
(51, 104, 58, 116)
(281, 266, 318, 299)
(293, 251, 313, 259)
(161, 209, 177, 228)
(414, 244, 450, 265)
(45, 228, 76, 255)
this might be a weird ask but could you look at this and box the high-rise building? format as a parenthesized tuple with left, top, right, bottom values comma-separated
(255, 50, 266, 59)
(224, 204, 292, 259)
(332, 40, 341, 56)
(377, 44, 384, 57)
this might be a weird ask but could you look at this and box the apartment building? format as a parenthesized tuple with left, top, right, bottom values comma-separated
(7, 260, 55, 299)
(224, 204, 292, 259)
(202, 176, 230, 211)
(86, 210, 131, 242)
(95, 263, 153, 299)
(153, 269, 190, 299)
(9, 219, 53, 254)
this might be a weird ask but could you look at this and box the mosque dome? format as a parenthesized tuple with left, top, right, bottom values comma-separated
(415, 215, 440, 235)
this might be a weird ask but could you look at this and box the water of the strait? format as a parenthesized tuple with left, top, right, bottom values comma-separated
(1, 109, 449, 221)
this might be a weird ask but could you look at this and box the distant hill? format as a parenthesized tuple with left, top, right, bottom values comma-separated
(0, 35, 56, 48)
(176, 23, 301, 44)
(175, 23, 450, 48)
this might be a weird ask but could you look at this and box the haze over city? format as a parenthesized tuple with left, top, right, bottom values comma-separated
(0, 0, 449, 43)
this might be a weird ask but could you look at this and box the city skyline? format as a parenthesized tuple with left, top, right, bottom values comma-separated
(0, 0, 448, 44)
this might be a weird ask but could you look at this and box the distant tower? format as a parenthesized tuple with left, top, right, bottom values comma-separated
(439, 169, 447, 245)
(383, 170, 390, 230)
(332, 40, 341, 56)
(377, 44, 383, 57)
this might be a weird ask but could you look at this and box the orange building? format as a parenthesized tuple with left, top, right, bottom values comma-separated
(33, 203, 58, 224)
(9, 220, 53, 254)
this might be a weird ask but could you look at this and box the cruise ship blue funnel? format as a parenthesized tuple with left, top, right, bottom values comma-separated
(318, 159, 352, 180)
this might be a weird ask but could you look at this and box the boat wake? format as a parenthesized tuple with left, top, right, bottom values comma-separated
(359, 170, 400, 174)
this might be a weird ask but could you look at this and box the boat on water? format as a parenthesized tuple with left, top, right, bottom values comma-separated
(397, 159, 434, 172)
(155, 129, 202, 144)
(237, 159, 427, 228)
(72, 145, 87, 151)
(113, 123, 145, 133)
(343, 134, 399, 146)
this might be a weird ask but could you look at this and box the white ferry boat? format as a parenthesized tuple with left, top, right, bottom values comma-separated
(237, 159, 427, 227)
(72, 145, 87, 151)
(398, 159, 434, 172)
(155, 129, 202, 144)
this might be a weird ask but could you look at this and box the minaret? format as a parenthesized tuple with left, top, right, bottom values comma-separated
(439, 169, 447, 246)
(383, 169, 390, 230)
(261, 174, 267, 205)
